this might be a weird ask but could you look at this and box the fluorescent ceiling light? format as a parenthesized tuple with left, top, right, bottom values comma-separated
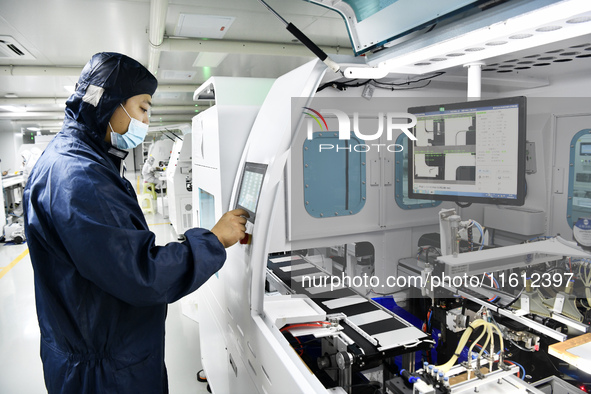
(0, 105, 26, 113)
(26, 127, 41, 131)
(344, 0, 591, 78)
(193, 52, 229, 68)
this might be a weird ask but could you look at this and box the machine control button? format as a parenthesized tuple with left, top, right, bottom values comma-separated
(240, 233, 252, 245)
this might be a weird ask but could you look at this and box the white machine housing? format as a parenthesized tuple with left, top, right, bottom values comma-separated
(166, 125, 192, 237)
(198, 60, 332, 394)
(191, 77, 276, 393)
(146, 138, 174, 169)
(191, 77, 274, 230)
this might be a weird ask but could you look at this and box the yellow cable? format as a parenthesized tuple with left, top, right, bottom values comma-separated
(481, 324, 492, 356)
(481, 324, 492, 358)
(436, 319, 488, 373)
(489, 321, 504, 361)
(467, 325, 488, 361)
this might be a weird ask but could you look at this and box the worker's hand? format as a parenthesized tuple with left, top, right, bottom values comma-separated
(211, 209, 249, 248)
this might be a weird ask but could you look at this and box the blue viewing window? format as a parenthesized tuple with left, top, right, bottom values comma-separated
(303, 132, 366, 218)
(568, 129, 591, 228)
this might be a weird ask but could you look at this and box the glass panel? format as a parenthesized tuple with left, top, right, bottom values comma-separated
(307, 0, 484, 55)
(198, 188, 216, 230)
(342, 0, 397, 22)
(395, 133, 441, 209)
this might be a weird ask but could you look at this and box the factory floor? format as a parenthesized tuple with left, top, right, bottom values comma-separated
(0, 172, 210, 394)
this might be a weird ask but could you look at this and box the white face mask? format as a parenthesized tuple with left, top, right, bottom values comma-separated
(109, 104, 148, 150)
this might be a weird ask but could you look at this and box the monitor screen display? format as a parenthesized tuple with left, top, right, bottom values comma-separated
(581, 142, 591, 156)
(235, 162, 267, 222)
(408, 96, 526, 206)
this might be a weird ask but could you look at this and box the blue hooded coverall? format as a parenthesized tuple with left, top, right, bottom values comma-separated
(23, 53, 226, 393)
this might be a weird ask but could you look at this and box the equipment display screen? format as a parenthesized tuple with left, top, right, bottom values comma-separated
(408, 96, 526, 206)
(581, 143, 591, 156)
(235, 162, 267, 223)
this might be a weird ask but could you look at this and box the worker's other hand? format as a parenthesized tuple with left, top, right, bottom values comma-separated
(211, 209, 249, 248)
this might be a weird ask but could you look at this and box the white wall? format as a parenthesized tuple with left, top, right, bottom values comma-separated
(0, 122, 21, 175)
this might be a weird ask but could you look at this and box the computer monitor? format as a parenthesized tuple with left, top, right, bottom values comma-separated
(408, 96, 526, 206)
(235, 162, 267, 223)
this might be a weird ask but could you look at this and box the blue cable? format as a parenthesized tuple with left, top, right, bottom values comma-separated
(471, 221, 484, 250)
(486, 273, 500, 289)
(508, 361, 526, 380)
(485, 272, 499, 302)
(472, 343, 489, 356)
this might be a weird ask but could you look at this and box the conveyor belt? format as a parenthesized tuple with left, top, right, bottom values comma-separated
(267, 255, 430, 358)
(322, 300, 379, 317)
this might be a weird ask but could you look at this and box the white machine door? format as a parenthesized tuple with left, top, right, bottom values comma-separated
(192, 108, 220, 169)
(550, 114, 591, 239)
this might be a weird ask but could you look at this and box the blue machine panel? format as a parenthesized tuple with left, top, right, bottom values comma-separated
(303, 132, 366, 218)
(342, 0, 397, 22)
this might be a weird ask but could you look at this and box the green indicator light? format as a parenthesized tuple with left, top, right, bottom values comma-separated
(440, 107, 445, 111)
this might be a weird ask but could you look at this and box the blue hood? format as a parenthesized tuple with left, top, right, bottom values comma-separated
(64, 52, 158, 145)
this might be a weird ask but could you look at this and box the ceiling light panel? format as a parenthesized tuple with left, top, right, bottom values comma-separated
(193, 52, 229, 68)
(175, 14, 235, 39)
(395, 14, 591, 74)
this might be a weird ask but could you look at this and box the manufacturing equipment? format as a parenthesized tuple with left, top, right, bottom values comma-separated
(192, 1, 591, 393)
(165, 125, 193, 238)
(192, 61, 591, 394)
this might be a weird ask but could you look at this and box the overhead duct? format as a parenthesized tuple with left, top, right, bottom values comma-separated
(2, 112, 197, 122)
(0, 66, 83, 77)
(148, 0, 169, 76)
(0, 98, 67, 106)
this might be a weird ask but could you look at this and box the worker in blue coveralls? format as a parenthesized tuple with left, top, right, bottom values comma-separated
(23, 52, 247, 394)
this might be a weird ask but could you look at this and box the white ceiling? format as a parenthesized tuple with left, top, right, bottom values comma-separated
(1, 0, 591, 134)
(0, 0, 349, 132)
